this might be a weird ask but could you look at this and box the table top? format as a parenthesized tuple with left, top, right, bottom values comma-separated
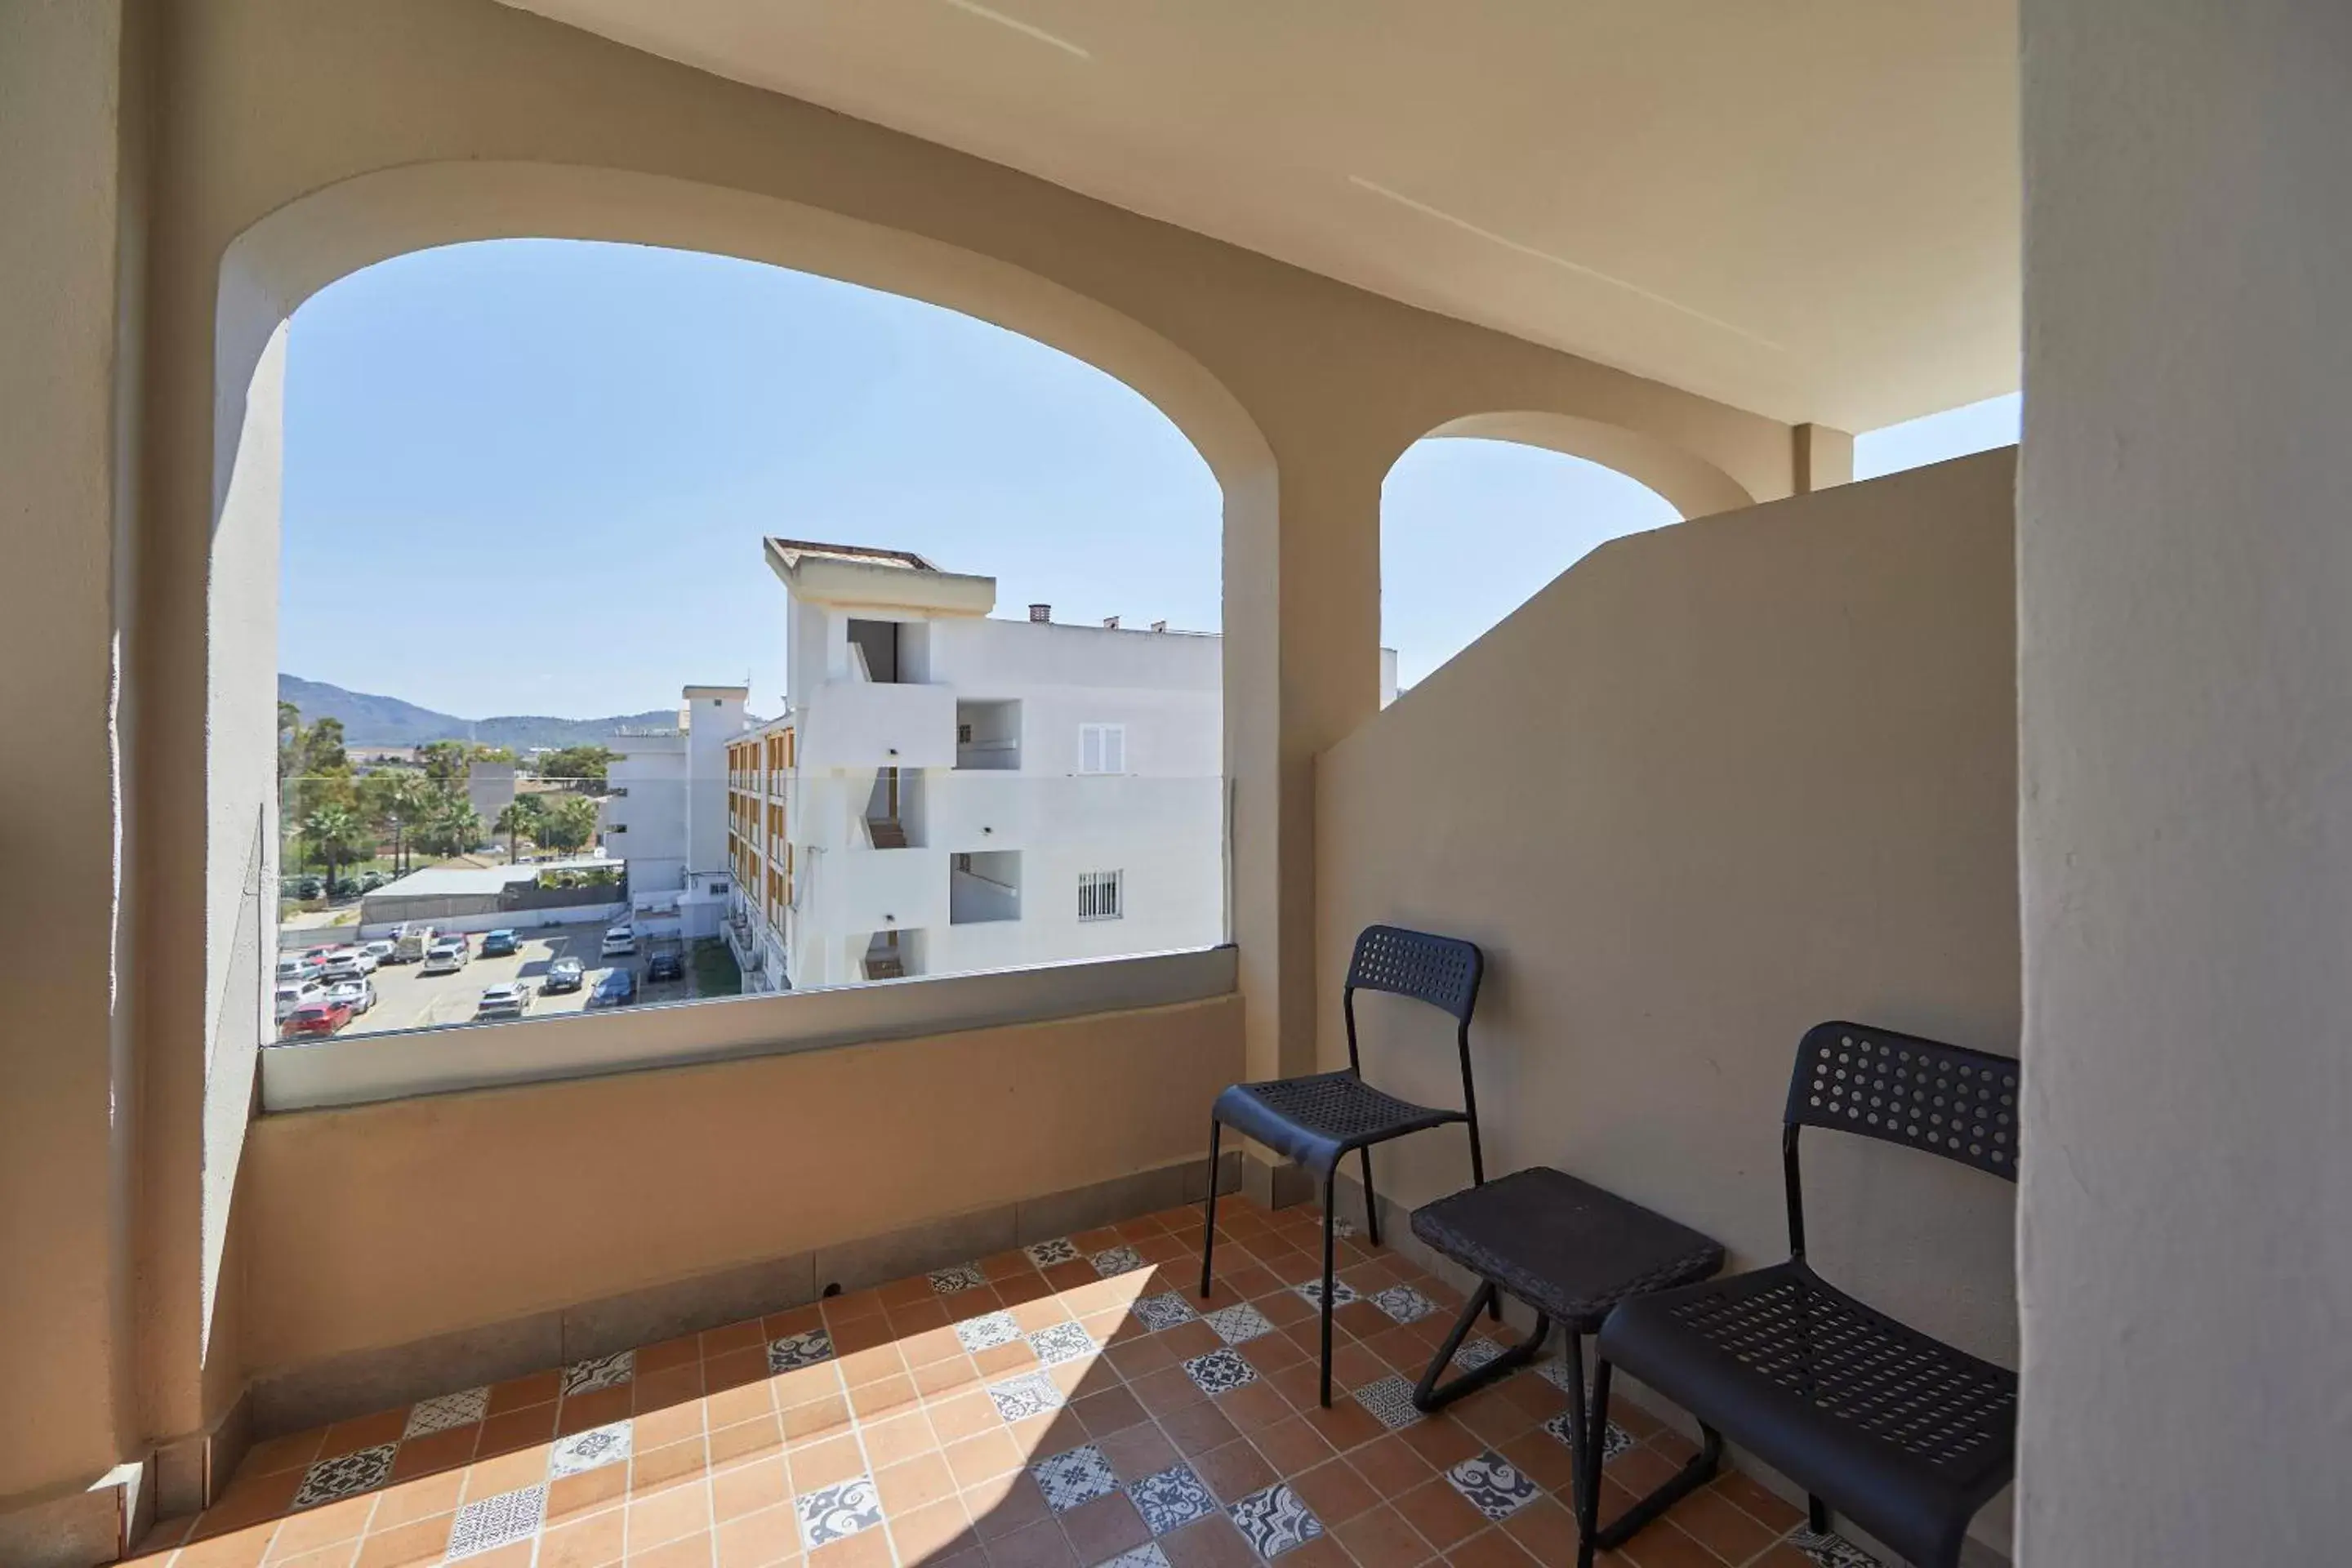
(1410, 1165, 1726, 1330)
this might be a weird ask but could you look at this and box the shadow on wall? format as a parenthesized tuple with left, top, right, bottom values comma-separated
(1315, 448, 2020, 1416)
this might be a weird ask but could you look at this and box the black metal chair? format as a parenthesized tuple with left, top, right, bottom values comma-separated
(1198, 924, 1486, 1406)
(1596, 1023, 2020, 1568)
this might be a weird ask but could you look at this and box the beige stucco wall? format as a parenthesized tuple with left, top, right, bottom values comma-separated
(240, 996, 1241, 1374)
(1317, 450, 2020, 1546)
(5, 0, 1838, 1508)
(2016, 1, 2352, 1559)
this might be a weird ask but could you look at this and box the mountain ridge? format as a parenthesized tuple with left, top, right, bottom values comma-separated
(279, 674, 688, 750)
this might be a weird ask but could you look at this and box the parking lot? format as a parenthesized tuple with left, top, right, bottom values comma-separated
(332, 924, 694, 1037)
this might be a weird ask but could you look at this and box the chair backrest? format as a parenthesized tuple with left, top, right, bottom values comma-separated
(1344, 924, 1483, 1023)
(1781, 1020, 2020, 1258)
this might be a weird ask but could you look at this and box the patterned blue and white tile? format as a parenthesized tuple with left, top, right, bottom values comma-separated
(1092, 1245, 1147, 1277)
(1025, 1237, 1082, 1268)
(1790, 1530, 1884, 1568)
(929, 1262, 990, 1295)
(446, 1484, 544, 1560)
(987, 1371, 1067, 1422)
(1027, 1321, 1098, 1368)
(767, 1328, 835, 1374)
(795, 1476, 884, 1550)
(1352, 1375, 1423, 1431)
(560, 1350, 634, 1396)
(290, 1445, 395, 1510)
(1127, 1463, 1219, 1536)
(549, 1420, 634, 1478)
(1031, 1445, 1120, 1514)
(1291, 1279, 1359, 1310)
(1452, 1336, 1505, 1373)
(1201, 1303, 1276, 1345)
(1102, 1545, 1173, 1568)
(1182, 1348, 1259, 1397)
(956, 1310, 1023, 1354)
(1445, 1449, 1540, 1522)
(401, 1386, 488, 1439)
(1540, 1410, 1637, 1463)
(1131, 1292, 1199, 1334)
(1228, 1483, 1325, 1560)
(1370, 1284, 1439, 1325)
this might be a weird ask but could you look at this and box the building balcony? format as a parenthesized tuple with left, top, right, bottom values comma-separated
(795, 679, 957, 772)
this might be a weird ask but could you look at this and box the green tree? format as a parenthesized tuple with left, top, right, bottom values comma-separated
(299, 715, 349, 777)
(357, 768, 432, 875)
(494, 795, 546, 863)
(534, 792, 601, 853)
(535, 745, 617, 791)
(278, 701, 305, 782)
(409, 790, 484, 861)
(470, 744, 519, 765)
(419, 739, 473, 786)
(299, 804, 371, 898)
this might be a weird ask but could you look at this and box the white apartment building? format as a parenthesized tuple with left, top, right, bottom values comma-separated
(604, 684, 749, 940)
(724, 540, 1257, 991)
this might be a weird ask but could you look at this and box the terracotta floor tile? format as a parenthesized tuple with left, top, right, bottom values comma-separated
(1746, 1547, 1819, 1568)
(559, 1388, 635, 1437)
(929, 1392, 1005, 1447)
(706, 1346, 773, 1392)
(1605, 1447, 1681, 1497)
(1399, 1417, 1484, 1473)
(635, 1334, 702, 1376)
(487, 1370, 562, 1414)
(1334, 1505, 1435, 1568)
(1191, 1438, 1278, 1505)
(172, 1530, 274, 1568)
(1156, 1321, 1221, 1361)
(631, 1434, 712, 1499)
(320, 1409, 408, 1459)
(463, 1445, 550, 1503)
(1127, 1365, 1206, 1419)
(270, 1540, 363, 1568)
(706, 1374, 779, 1431)
(1496, 1430, 1578, 1498)
(1348, 1433, 1435, 1497)
(1058, 1491, 1151, 1564)
(1607, 1518, 1717, 1568)
(1288, 1459, 1381, 1527)
(973, 1339, 1042, 1379)
(350, 1515, 453, 1568)
(764, 1303, 825, 1339)
(1446, 1526, 1539, 1568)
(1656, 1488, 1780, 1566)
(861, 1409, 942, 1471)
(1104, 1334, 1178, 1381)
(786, 1434, 866, 1493)
(127, 1515, 194, 1560)
(1007, 1294, 1071, 1333)
(1070, 1386, 1148, 1439)
(1071, 1227, 1126, 1253)
(539, 1508, 628, 1568)
(823, 1289, 889, 1325)
(1265, 1364, 1326, 1413)
(241, 1428, 327, 1478)
(633, 1392, 707, 1451)
(1281, 1535, 1352, 1568)
(1497, 1497, 1582, 1564)
(913, 1354, 985, 1401)
(1212, 1379, 1294, 1437)
(1040, 1261, 1099, 1294)
(365, 1468, 466, 1533)
(1298, 1392, 1387, 1456)
(1006, 1407, 1089, 1460)
(387, 1421, 479, 1481)
(627, 1481, 713, 1549)
(710, 1414, 787, 1473)
(1254, 1294, 1313, 1330)
(263, 1493, 373, 1561)
(782, 1394, 856, 1449)
(1607, 1402, 1664, 1442)
(1392, 1479, 1487, 1553)
(1093, 1423, 1180, 1487)
(1158, 1514, 1258, 1568)
(546, 1464, 630, 1526)
(963, 1470, 1051, 1542)
(902, 1326, 967, 1369)
(477, 1403, 559, 1458)
(875, 1453, 960, 1517)
(849, 1373, 920, 1423)
(828, 1315, 897, 1355)
(880, 1275, 938, 1310)
(808, 1525, 893, 1568)
(711, 1456, 790, 1524)
(1250, 1415, 1337, 1480)
(982, 1514, 1076, 1568)
(1495, 1375, 1568, 1424)
(1159, 1400, 1241, 1459)
(773, 1363, 846, 1410)
(1710, 1472, 1804, 1534)
(1330, 1341, 1392, 1392)
(710, 1503, 801, 1568)
(942, 1429, 1025, 1490)
(1239, 1334, 1310, 1379)
(888, 1494, 978, 1562)
(631, 1530, 717, 1568)
(838, 1342, 911, 1388)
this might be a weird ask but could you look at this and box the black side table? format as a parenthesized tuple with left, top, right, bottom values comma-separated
(1410, 1166, 1726, 1568)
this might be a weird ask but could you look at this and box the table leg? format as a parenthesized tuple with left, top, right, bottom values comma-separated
(1411, 1281, 1550, 1413)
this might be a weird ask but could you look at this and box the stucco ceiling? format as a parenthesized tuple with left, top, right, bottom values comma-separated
(500, 0, 2018, 432)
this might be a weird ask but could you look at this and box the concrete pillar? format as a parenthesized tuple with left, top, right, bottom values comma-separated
(2017, 0, 2352, 1560)
(1791, 422, 1853, 492)
(0, 0, 145, 1544)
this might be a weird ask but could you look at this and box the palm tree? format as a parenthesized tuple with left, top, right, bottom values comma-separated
(535, 793, 601, 854)
(300, 804, 368, 899)
(495, 796, 546, 863)
(360, 768, 432, 875)
(412, 794, 484, 862)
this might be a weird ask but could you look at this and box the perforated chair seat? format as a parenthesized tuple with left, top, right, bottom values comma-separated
(1212, 1071, 1463, 1174)
(1599, 1259, 2017, 1568)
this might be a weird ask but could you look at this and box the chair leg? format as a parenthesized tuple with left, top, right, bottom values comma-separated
(1318, 1169, 1338, 1408)
(1356, 1145, 1380, 1246)
(1587, 1355, 1722, 1556)
(1198, 1117, 1223, 1299)
(1808, 1496, 1831, 1536)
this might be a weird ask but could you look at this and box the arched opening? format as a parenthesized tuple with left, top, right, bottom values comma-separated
(217, 163, 1271, 1076)
(1380, 432, 1686, 695)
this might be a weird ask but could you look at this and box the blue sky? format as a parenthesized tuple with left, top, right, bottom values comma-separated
(282, 240, 2018, 713)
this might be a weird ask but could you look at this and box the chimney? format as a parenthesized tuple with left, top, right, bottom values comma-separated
(1029, 604, 1051, 623)
(1102, 616, 1120, 629)
(1151, 620, 1168, 632)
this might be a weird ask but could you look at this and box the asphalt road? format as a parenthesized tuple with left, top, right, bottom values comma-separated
(335, 924, 691, 1037)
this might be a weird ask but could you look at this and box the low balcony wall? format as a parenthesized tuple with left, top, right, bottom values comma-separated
(797, 679, 956, 771)
(815, 844, 948, 936)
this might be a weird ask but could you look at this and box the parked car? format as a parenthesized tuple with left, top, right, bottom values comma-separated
(358, 871, 388, 893)
(420, 938, 470, 976)
(323, 948, 377, 980)
(600, 925, 638, 959)
(273, 979, 324, 1022)
(281, 999, 354, 1038)
(390, 924, 437, 963)
(475, 982, 532, 1020)
(275, 955, 325, 984)
(542, 957, 586, 993)
(362, 939, 397, 963)
(646, 951, 685, 983)
(480, 929, 521, 957)
(325, 978, 376, 1015)
(289, 875, 323, 900)
(590, 968, 637, 1008)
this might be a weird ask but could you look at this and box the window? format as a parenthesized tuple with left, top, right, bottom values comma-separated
(1079, 723, 1126, 774)
(1079, 869, 1123, 921)
(608, 822, 627, 834)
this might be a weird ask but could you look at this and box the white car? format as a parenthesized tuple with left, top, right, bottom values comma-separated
(599, 925, 638, 958)
(420, 938, 470, 976)
(475, 982, 532, 1020)
(273, 979, 324, 1022)
(323, 949, 378, 980)
(275, 954, 325, 984)
(325, 978, 376, 1015)
(362, 939, 397, 963)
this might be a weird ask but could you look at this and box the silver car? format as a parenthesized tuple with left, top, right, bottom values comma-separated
(475, 982, 532, 1020)
(325, 978, 376, 1014)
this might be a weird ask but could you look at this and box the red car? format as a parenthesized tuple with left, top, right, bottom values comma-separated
(281, 999, 355, 1039)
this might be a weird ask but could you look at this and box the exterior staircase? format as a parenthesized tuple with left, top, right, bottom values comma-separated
(864, 951, 906, 979)
(866, 817, 909, 849)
